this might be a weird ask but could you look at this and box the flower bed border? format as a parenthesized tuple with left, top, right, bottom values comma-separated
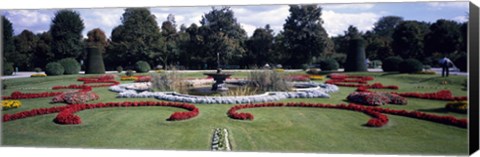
(227, 102, 467, 128)
(3, 101, 199, 124)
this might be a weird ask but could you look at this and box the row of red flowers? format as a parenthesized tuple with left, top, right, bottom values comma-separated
(3, 75, 118, 100)
(3, 101, 199, 124)
(227, 103, 389, 127)
(227, 102, 467, 128)
(391, 90, 467, 101)
(326, 74, 399, 90)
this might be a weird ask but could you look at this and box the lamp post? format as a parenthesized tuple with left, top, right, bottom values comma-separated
(217, 52, 220, 69)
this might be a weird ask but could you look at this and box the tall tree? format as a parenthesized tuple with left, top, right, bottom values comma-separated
(2, 16, 15, 65)
(373, 16, 404, 39)
(392, 21, 429, 60)
(424, 19, 462, 56)
(333, 25, 362, 54)
(13, 30, 38, 70)
(246, 24, 275, 67)
(199, 7, 247, 68)
(153, 16, 178, 69)
(34, 32, 54, 68)
(50, 10, 85, 60)
(281, 5, 329, 68)
(109, 8, 161, 67)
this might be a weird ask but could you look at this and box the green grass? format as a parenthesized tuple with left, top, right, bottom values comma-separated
(1, 72, 468, 155)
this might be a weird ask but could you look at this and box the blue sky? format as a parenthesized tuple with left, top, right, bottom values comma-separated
(1, 1, 469, 38)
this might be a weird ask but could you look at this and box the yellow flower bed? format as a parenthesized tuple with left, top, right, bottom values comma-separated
(31, 74, 47, 77)
(155, 70, 164, 73)
(2, 100, 22, 110)
(274, 68, 285, 73)
(309, 75, 325, 80)
(120, 76, 138, 81)
(445, 101, 467, 113)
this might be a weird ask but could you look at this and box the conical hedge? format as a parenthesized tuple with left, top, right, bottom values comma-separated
(85, 47, 106, 74)
(344, 38, 368, 72)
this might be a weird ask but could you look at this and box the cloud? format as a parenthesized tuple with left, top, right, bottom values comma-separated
(231, 5, 290, 36)
(4, 10, 54, 34)
(427, 2, 468, 10)
(77, 8, 123, 37)
(322, 3, 375, 10)
(322, 10, 381, 37)
(452, 15, 468, 23)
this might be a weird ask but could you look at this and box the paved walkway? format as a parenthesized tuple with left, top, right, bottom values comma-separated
(1, 68, 467, 80)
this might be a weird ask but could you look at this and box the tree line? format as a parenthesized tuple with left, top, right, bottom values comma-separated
(2, 5, 467, 71)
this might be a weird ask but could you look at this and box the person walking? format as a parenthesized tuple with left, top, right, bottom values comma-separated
(439, 56, 453, 77)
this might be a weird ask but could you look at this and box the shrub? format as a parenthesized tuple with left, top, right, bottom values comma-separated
(2, 82, 6, 90)
(45, 62, 65, 76)
(34, 67, 42, 73)
(453, 52, 467, 72)
(85, 47, 106, 74)
(3, 62, 14, 75)
(248, 70, 291, 92)
(135, 61, 151, 73)
(116, 66, 123, 73)
(126, 70, 135, 76)
(2, 100, 22, 110)
(319, 58, 339, 71)
(445, 101, 467, 114)
(344, 38, 368, 72)
(382, 56, 403, 72)
(399, 58, 423, 73)
(58, 58, 81, 75)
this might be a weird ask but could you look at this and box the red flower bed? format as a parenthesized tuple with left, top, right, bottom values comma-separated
(286, 74, 310, 81)
(326, 74, 398, 90)
(51, 91, 100, 104)
(134, 76, 152, 82)
(227, 102, 467, 128)
(347, 92, 407, 106)
(2, 91, 64, 100)
(52, 84, 92, 92)
(3, 101, 199, 125)
(392, 90, 467, 101)
(78, 74, 120, 87)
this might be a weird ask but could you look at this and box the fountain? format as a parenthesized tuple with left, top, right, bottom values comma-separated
(203, 68, 233, 91)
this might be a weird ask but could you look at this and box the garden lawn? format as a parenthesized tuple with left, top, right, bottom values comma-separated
(1, 72, 468, 155)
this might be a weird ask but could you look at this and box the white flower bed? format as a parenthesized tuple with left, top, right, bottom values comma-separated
(109, 82, 339, 104)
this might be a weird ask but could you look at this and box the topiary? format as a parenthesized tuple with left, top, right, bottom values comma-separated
(399, 58, 423, 73)
(58, 58, 81, 75)
(344, 38, 368, 72)
(45, 62, 64, 76)
(3, 62, 14, 76)
(135, 61, 151, 73)
(319, 58, 339, 71)
(85, 47, 106, 74)
(382, 56, 403, 72)
(116, 66, 123, 73)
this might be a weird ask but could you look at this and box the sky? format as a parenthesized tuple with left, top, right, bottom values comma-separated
(1, 1, 469, 38)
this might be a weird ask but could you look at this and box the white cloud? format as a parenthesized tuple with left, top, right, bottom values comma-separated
(322, 10, 381, 37)
(240, 23, 257, 37)
(452, 15, 468, 23)
(232, 5, 290, 36)
(427, 2, 468, 10)
(77, 8, 123, 37)
(322, 3, 375, 10)
(5, 10, 53, 34)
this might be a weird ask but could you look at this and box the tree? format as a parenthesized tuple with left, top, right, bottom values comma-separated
(2, 16, 15, 68)
(392, 21, 429, 60)
(281, 5, 329, 68)
(333, 25, 362, 54)
(14, 30, 39, 70)
(363, 31, 393, 60)
(198, 7, 247, 68)
(373, 16, 404, 39)
(109, 8, 161, 68)
(246, 25, 275, 67)
(424, 19, 462, 56)
(34, 32, 54, 68)
(85, 28, 107, 74)
(50, 10, 85, 60)
(152, 16, 178, 69)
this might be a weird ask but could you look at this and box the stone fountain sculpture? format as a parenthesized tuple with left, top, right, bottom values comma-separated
(203, 68, 233, 91)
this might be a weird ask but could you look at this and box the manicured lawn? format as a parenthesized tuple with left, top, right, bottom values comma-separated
(1, 71, 468, 155)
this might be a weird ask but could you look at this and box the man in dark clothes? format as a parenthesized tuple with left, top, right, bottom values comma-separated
(440, 57, 453, 77)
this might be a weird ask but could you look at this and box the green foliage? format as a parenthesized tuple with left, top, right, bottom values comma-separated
(50, 10, 85, 60)
(424, 19, 461, 56)
(392, 21, 429, 60)
(453, 52, 467, 72)
(373, 16, 404, 38)
(45, 62, 64, 76)
(109, 8, 161, 68)
(248, 70, 291, 92)
(344, 38, 367, 72)
(116, 66, 123, 73)
(86, 28, 108, 49)
(126, 70, 135, 76)
(34, 68, 42, 73)
(282, 5, 329, 68)
(13, 30, 38, 70)
(135, 61, 151, 73)
(58, 58, 81, 75)
(34, 32, 54, 69)
(246, 25, 275, 66)
(2, 16, 15, 66)
(85, 47, 106, 74)
(382, 56, 404, 72)
(399, 58, 424, 73)
(3, 62, 14, 76)
(319, 58, 339, 71)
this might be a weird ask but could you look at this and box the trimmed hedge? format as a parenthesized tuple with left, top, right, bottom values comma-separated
(3, 62, 14, 75)
(135, 61, 151, 73)
(382, 56, 403, 72)
(344, 38, 367, 72)
(399, 58, 423, 73)
(86, 47, 106, 74)
(58, 58, 81, 75)
(319, 58, 339, 71)
(45, 62, 64, 76)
